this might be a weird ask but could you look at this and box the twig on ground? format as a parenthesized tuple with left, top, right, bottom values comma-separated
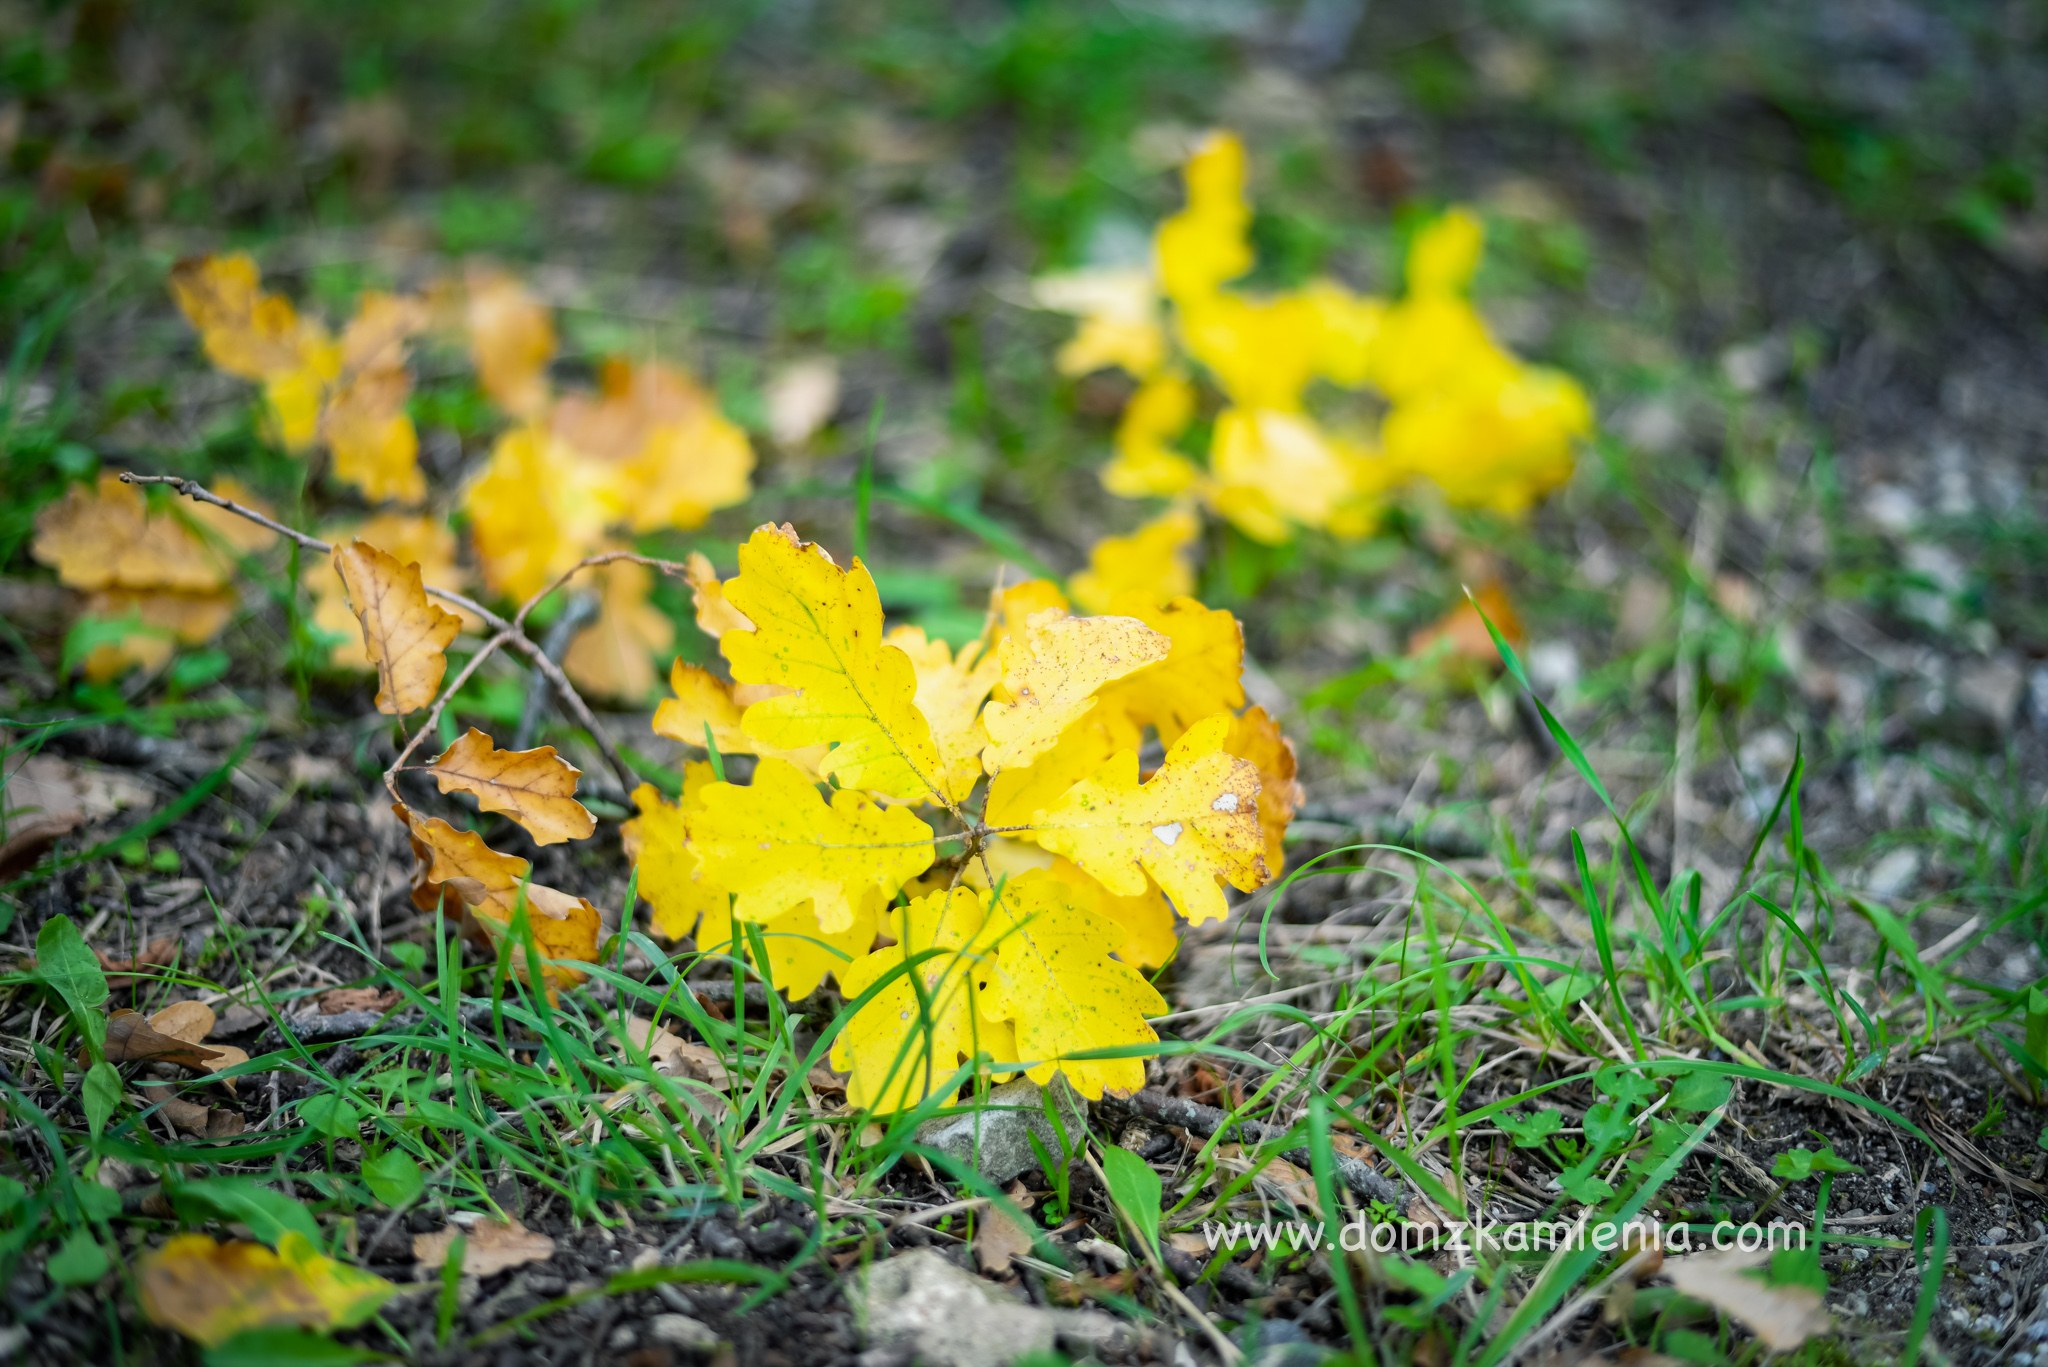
(1112, 1088, 1405, 1207)
(120, 472, 645, 795)
(513, 595, 599, 750)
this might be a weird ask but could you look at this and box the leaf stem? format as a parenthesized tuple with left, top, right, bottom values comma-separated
(120, 472, 637, 795)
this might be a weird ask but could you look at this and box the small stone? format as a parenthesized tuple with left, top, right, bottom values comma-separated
(1982, 1227, 2009, 1246)
(916, 1078, 1086, 1184)
(1861, 482, 1917, 534)
(1863, 848, 1922, 900)
(650, 1313, 718, 1351)
(855, 1249, 1121, 1367)
(609, 1325, 637, 1349)
(1954, 659, 2025, 733)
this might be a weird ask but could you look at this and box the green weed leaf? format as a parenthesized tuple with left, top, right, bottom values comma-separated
(1099, 1144, 1162, 1262)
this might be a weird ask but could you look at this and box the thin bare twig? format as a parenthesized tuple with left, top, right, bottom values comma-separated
(120, 472, 637, 794)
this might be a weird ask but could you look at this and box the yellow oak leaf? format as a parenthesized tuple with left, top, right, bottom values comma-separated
(1156, 130, 1253, 306)
(398, 803, 529, 918)
(463, 881, 603, 990)
(1205, 407, 1360, 542)
(886, 625, 1001, 805)
(1069, 506, 1200, 615)
(623, 768, 725, 941)
(75, 589, 237, 681)
(983, 718, 1120, 832)
(1046, 858, 1179, 971)
(1015, 713, 1267, 925)
(1091, 596, 1245, 749)
(458, 268, 555, 420)
(830, 887, 997, 1113)
(694, 888, 883, 1001)
(331, 539, 462, 715)
(684, 552, 751, 638)
(138, 1232, 395, 1349)
(651, 661, 823, 772)
(310, 513, 466, 668)
(720, 524, 949, 804)
(548, 356, 754, 533)
(1032, 267, 1167, 379)
(563, 559, 676, 702)
(617, 402, 755, 533)
(422, 727, 596, 847)
(31, 474, 235, 593)
(975, 870, 1166, 1098)
(652, 661, 754, 757)
(1103, 372, 1202, 500)
(464, 424, 616, 602)
(961, 843, 1177, 972)
(1221, 705, 1302, 871)
(1407, 206, 1485, 296)
(985, 578, 1071, 645)
(318, 292, 427, 505)
(398, 804, 600, 988)
(981, 610, 1167, 773)
(325, 380, 421, 505)
(170, 255, 341, 450)
(686, 756, 935, 933)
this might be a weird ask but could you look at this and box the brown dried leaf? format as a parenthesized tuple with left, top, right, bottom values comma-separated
(422, 728, 595, 846)
(412, 1218, 555, 1278)
(611, 1015, 730, 1087)
(315, 987, 400, 1015)
(95, 937, 180, 988)
(1662, 1249, 1831, 1352)
(974, 1202, 1035, 1276)
(104, 1009, 223, 1068)
(149, 999, 217, 1045)
(331, 539, 462, 715)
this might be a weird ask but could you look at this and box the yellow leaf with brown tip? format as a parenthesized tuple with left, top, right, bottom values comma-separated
(138, 1232, 394, 1348)
(422, 728, 595, 846)
(331, 539, 462, 715)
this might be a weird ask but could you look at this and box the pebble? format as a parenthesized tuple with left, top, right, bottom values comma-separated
(651, 1313, 719, 1351)
(1982, 1227, 2009, 1246)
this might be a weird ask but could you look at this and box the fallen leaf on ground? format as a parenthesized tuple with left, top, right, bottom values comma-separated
(412, 1217, 556, 1277)
(974, 1203, 1036, 1275)
(1661, 1249, 1831, 1352)
(102, 1009, 223, 1068)
(93, 937, 180, 988)
(1406, 580, 1523, 674)
(315, 987, 400, 1015)
(422, 728, 595, 846)
(140, 1083, 245, 1138)
(611, 1015, 731, 1086)
(138, 1231, 395, 1348)
(148, 999, 216, 1045)
(332, 539, 462, 715)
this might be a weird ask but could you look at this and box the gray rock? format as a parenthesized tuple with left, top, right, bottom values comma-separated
(649, 1313, 719, 1351)
(855, 1249, 1121, 1367)
(916, 1078, 1085, 1184)
(1954, 658, 2025, 732)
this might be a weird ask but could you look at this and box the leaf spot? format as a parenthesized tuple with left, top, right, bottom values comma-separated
(1211, 791, 1240, 813)
(1151, 822, 1183, 847)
